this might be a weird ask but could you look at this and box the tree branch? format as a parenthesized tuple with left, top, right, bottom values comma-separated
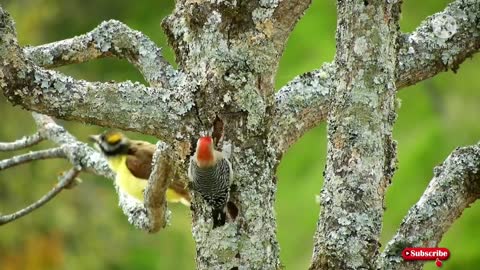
(0, 7, 198, 141)
(380, 143, 480, 270)
(272, 0, 312, 46)
(24, 20, 178, 87)
(31, 113, 114, 179)
(309, 0, 401, 268)
(144, 142, 174, 232)
(0, 132, 43, 151)
(0, 168, 80, 226)
(269, 63, 334, 153)
(0, 111, 115, 225)
(397, 0, 480, 88)
(0, 147, 65, 170)
(116, 142, 177, 233)
(271, 0, 480, 154)
(4, 69, 195, 141)
(30, 113, 180, 231)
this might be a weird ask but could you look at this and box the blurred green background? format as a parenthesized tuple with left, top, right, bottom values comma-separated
(0, 0, 478, 269)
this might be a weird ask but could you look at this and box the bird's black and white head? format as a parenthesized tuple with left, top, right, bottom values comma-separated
(89, 131, 130, 156)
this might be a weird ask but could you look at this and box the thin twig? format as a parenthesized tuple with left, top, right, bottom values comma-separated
(0, 132, 44, 151)
(31, 113, 115, 179)
(0, 147, 65, 170)
(0, 168, 80, 225)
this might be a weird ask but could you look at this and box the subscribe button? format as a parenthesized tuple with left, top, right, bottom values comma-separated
(402, 247, 450, 261)
(402, 247, 450, 263)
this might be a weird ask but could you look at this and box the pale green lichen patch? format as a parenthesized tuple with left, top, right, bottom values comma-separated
(354, 36, 368, 56)
(230, 75, 266, 130)
(233, 151, 279, 267)
(25, 46, 54, 66)
(431, 14, 458, 40)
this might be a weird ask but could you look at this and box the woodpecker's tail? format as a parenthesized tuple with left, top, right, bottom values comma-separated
(212, 208, 226, 228)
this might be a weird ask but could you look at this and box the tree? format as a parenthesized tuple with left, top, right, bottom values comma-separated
(1, 0, 479, 269)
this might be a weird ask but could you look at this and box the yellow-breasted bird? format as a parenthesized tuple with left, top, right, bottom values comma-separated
(89, 131, 191, 206)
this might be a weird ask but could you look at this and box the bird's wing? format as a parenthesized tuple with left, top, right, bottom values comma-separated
(126, 140, 191, 201)
(126, 141, 155, 179)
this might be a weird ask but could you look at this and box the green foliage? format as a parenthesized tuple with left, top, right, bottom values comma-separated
(1, 0, 478, 269)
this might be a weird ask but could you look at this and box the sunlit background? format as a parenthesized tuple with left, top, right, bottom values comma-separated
(1, 0, 479, 269)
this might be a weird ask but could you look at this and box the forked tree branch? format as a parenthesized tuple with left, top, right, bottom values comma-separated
(397, 0, 480, 88)
(0, 7, 198, 142)
(31, 113, 114, 179)
(2, 111, 178, 232)
(0, 168, 80, 225)
(0, 113, 114, 225)
(380, 143, 480, 270)
(271, 0, 480, 154)
(34, 113, 174, 232)
(24, 20, 178, 87)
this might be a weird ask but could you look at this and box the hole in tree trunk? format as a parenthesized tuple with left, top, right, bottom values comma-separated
(211, 115, 224, 147)
(227, 201, 239, 221)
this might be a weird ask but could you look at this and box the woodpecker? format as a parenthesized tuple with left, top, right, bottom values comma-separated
(188, 136, 233, 228)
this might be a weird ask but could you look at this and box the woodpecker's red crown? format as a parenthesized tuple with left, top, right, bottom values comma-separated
(196, 136, 214, 162)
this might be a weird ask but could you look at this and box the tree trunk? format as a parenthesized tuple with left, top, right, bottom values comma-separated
(161, 2, 286, 269)
(311, 1, 400, 269)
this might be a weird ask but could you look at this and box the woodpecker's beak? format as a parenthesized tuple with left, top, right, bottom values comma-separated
(89, 134, 102, 152)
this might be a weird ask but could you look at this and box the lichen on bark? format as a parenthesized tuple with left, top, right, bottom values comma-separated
(0, 0, 479, 269)
(310, 1, 401, 269)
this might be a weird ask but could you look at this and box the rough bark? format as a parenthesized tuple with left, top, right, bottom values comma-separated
(271, 0, 480, 154)
(23, 20, 177, 87)
(396, 0, 480, 88)
(0, 9, 198, 142)
(0, 0, 479, 269)
(310, 1, 400, 269)
(122, 142, 176, 233)
(31, 113, 114, 179)
(161, 0, 303, 267)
